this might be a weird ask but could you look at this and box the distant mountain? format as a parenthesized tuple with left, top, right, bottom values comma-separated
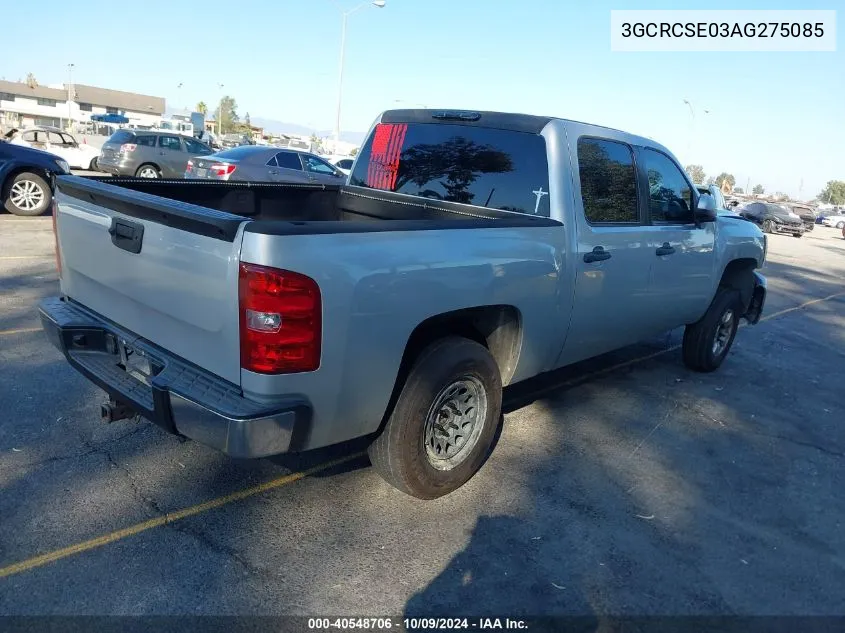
(250, 116, 366, 145)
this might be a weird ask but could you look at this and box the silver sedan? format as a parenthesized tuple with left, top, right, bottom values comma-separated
(185, 146, 347, 184)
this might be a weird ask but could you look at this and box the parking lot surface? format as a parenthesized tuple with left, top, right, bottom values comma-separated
(1, 214, 844, 616)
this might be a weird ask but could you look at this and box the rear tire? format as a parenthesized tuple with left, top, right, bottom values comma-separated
(836, 221, 845, 229)
(368, 337, 502, 499)
(89, 157, 98, 171)
(3, 172, 52, 216)
(135, 164, 160, 178)
(682, 288, 742, 373)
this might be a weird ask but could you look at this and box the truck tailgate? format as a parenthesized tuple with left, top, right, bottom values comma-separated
(54, 176, 248, 385)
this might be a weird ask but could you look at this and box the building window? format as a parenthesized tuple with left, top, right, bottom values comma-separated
(34, 117, 61, 128)
(79, 103, 92, 112)
(0, 92, 15, 102)
(37, 98, 59, 107)
(106, 106, 119, 114)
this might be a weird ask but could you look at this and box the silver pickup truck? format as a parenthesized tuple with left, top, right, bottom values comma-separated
(39, 109, 767, 499)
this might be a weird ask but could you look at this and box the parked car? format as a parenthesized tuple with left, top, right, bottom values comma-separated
(738, 201, 805, 237)
(186, 146, 346, 184)
(220, 133, 253, 149)
(0, 138, 69, 216)
(821, 213, 845, 229)
(786, 203, 816, 232)
(40, 108, 767, 499)
(6, 126, 101, 171)
(97, 130, 214, 178)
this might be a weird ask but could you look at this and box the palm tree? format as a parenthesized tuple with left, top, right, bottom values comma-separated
(196, 101, 207, 115)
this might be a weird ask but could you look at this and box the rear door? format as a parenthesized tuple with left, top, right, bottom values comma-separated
(54, 177, 247, 384)
(300, 153, 344, 184)
(268, 151, 310, 183)
(639, 148, 716, 328)
(557, 129, 658, 365)
(156, 134, 186, 177)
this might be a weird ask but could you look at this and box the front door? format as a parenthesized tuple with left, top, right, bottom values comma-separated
(156, 134, 185, 178)
(556, 130, 658, 367)
(300, 154, 345, 185)
(639, 148, 717, 329)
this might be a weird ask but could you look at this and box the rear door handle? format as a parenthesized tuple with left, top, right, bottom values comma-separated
(583, 246, 611, 263)
(656, 242, 676, 256)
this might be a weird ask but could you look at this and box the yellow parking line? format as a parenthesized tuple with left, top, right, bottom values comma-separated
(0, 452, 364, 580)
(0, 327, 42, 336)
(0, 256, 53, 260)
(1, 288, 843, 581)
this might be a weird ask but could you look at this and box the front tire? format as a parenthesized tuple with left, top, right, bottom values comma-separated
(793, 232, 802, 238)
(762, 219, 774, 234)
(682, 288, 742, 372)
(368, 337, 502, 499)
(89, 157, 98, 171)
(3, 172, 52, 216)
(836, 221, 845, 229)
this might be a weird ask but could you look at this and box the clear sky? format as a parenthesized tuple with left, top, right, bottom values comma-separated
(2, 0, 842, 199)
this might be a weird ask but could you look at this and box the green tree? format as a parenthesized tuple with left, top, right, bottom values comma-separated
(349, 147, 359, 157)
(243, 112, 251, 130)
(733, 187, 744, 194)
(685, 164, 706, 183)
(715, 173, 736, 190)
(216, 96, 240, 134)
(706, 176, 715, 186)
(752, 184, 765, 195)
(818, 180, 845, 205)
(196, 101, 207, 115)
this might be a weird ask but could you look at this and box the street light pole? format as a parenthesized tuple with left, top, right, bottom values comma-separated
(682, 98, 695, 158)
(67, 63, 75, 132)
(334, 0, 385, 153)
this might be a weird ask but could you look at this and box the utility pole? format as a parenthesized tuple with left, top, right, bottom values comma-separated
(216, 83, 224, 138)
(67, 63, 75, 132)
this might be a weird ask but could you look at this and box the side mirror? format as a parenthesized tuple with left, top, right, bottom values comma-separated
(695, 193, 718, 222)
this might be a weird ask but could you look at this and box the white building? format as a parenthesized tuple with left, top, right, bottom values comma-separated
(0, 79, 165, 131)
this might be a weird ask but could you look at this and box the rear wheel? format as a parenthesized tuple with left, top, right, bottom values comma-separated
(682, 288, 742, 372)
(135, 164, 160, 178)
(762, 219, 774, 234)
(3, 172, 52, 216)
(368, 337, 502, 499)
(89, 157, 98, 171)
(836, 221, 845, 229)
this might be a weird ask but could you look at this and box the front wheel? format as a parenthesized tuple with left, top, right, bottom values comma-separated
(3, 172, 52, 216)
(762, 219, 774, 234)
(682, 288, 742, 372)
(836, 221, 845, 229)
(793, 233, 802, 238)
(89, 157, 98, 171)
(368, 337, 502, 499)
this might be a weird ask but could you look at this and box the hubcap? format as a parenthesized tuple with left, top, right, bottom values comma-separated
(138, 167, 158, 178)
(423, 376, 488, 471)
(9, 180, 44, 211)
(712, 308, 735, 356)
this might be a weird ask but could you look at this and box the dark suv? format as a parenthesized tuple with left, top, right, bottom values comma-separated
(98, 130, 213, 178)
(739, 202, 805, 237)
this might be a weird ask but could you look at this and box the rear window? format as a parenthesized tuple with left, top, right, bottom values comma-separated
(108, 130, 135, 144)
(214, 146, 265, 160)
(349, 122, 550, 216)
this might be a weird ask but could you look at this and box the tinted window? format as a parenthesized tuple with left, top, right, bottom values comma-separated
(136, 135, 156, 147)
(643, 149, 694, 223)
(577, 138, 639, 223)
(183, 137, 210, 153)
(336, 159, 353, 169)
(302, 155, 337, 175)
(213, 146, 265, 160)
(109, 130, 136, 144)
(275, 152, 303, 170)
(158, 135, 182, 150)
(350, 122, 550, 216)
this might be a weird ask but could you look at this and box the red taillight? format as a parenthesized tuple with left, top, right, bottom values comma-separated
(239, 263, 321, 374)
(210, 163, 236, 177)
(51, 199, 62, 278)
(120, 143, 137, 153)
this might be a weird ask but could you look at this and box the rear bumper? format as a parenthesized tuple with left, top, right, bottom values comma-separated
(38, 296, 311, 458)
(743, 272, 767, 325)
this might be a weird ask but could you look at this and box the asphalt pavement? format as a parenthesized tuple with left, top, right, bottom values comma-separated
(0, 215, 844, 617)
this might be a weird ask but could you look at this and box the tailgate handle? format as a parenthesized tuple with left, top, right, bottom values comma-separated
(108, 218, 144, 254)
